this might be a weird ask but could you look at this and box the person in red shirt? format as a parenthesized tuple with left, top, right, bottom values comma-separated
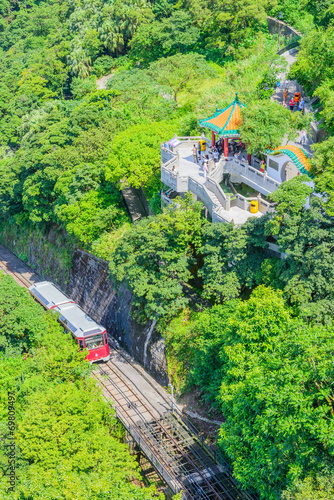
(289, 98, 295, 111)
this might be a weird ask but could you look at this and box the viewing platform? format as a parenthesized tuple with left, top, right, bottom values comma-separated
(161, 137, 276, 225)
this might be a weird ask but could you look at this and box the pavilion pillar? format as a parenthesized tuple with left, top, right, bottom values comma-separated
(211, 131, 215, 147)
(224, 138, 229, 157)
(247, 153, 252, 165)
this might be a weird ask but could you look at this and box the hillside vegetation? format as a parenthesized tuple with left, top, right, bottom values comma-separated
(0, 274, 163, 499)
(1, 0, 334, 499)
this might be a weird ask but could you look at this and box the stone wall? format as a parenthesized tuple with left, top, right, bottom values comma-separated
(0, 221, 169, 386)
(267, 16, 302, 39)
(0, 221, 74, 290)
(67, 248, 168, 385)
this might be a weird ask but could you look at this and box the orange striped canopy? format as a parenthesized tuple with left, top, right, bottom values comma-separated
(199, 94, 246, 137)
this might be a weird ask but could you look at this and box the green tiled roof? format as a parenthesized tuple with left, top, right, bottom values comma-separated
(199, 94, 246, 137)
(265, 145, 313, 178)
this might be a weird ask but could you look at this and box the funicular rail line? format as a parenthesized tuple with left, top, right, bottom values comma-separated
(94, 357, 256, 500)
(0, 242, 41, 287)
(94, 361, 226, 499)
(112, 345, 256, 498)
(0, 242, 257, 500)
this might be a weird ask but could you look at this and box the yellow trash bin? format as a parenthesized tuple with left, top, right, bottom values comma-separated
(200, 139, 206, 151)
(250, 200, 258, 214)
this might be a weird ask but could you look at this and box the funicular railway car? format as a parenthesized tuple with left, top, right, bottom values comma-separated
(29, 281, 110, 363)
(29, 281, 74, 309)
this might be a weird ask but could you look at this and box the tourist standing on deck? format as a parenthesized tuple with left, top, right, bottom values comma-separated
(289, 98, 295, 111)
(301, 130, 307, 145)
(203, 161, 208, 178)
(192, 144, 198, 164)
(283, 88, 288, 104)
(298, 98, 305, 113)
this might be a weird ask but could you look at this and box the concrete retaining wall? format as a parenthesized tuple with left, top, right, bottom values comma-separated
(267, 16, 302, 39)
(68, 248, 169, 385)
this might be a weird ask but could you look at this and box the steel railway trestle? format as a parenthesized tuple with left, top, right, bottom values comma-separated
(94, 359, 257, 500)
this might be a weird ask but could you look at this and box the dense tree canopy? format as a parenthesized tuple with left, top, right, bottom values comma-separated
(0, 274, 162, 499)
(218, 286, 334, 499)
(1, 1, 334, 499)
(239, 100, 305, 154)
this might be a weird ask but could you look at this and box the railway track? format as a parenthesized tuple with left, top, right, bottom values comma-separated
(94, 356, 256, 500)
(0, 242, 41, 287)
(0, 242, 257, 500)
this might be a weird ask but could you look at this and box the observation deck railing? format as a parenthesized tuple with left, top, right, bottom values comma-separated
(161, 138, 277, 222)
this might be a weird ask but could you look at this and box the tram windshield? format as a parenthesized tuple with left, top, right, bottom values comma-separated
(85, 334, 104, 350)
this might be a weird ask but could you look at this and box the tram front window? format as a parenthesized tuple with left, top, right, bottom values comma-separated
(85, 334, 104, 350)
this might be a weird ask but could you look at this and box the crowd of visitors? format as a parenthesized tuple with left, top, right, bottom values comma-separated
(279, 82, 305, 112)
(190, 136, 250, 178)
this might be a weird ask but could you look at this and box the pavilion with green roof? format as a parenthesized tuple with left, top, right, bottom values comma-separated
(199, 94, 247, 157)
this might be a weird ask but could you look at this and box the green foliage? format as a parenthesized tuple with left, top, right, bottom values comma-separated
(0, 94, 130, 247)
(108, 69, 177, 121)
(199, 218, 268, 302)
(217, 286, 334, 499)
(289, 26, 334, 90)
(165, 302, 240, 402)
(67, 0, 152, 76)
(301, 0, 334, 28)
(148, 53, 215, 102)
(269, 1, 312, 32)
(186, 0, 273, 58)
(0, 273, 161, 500)
(106, 121, 177, 188)
(266, 177, 334, 319)
(267, 175, 313, 231)
(109, 193, 204, 321)
(3, 1, 334, 498)
(282, 466, 334, 499)
(0, 273, 46, 355)
(239, 100, 302, 154)
(130, 10, 200, 64)
(312, 136, 334, 215)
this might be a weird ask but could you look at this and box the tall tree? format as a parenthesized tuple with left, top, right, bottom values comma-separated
(239, 100, 305, 155)
(148, 53, 215, 102)
(106, 121, 177, 188)
(109, 194, 204, 321)
(218, 286, 334, 499)
(312, 136, 334, 216)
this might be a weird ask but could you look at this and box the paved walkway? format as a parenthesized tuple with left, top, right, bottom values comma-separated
(96, 73, 113, 89)
(177, 148, 207, 184)
(174, 148, 265, 225)
(271, 48, 313, 155)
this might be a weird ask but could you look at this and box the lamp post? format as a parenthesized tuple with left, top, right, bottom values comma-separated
(168, 383, 174, 413)
(277, 12, 283, 53)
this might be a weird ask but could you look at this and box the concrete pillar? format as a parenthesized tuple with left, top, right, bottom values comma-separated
(226, 195, 230, 211)
(224, 138, 229, 157)
(211, 130, 215, 147)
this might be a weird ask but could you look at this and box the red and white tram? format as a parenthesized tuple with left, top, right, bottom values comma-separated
(29, 281, 110, 363)
(29, 281, 75, 309)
